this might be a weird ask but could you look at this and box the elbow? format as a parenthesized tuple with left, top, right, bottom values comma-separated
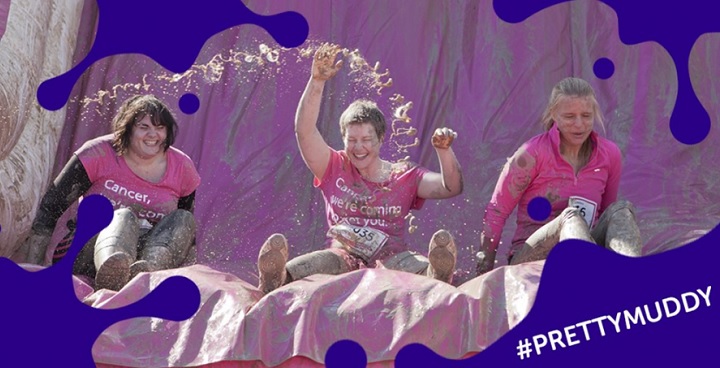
(441, 183, 462, 198)
(456, 179, 464, 196)
(450, 176, 464, 197)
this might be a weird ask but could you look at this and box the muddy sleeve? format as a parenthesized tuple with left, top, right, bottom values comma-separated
(177, 191, 196, 213)
(31, 154, 92, 235)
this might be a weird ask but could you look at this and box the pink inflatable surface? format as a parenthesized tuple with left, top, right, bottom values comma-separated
(82, 263, 540, 367)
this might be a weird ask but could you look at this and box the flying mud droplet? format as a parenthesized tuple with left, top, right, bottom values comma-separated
(405, 213, 418, 234)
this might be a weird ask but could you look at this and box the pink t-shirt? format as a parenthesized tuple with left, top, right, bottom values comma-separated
(77, 134, 201, 224)
(47, 135, 200, 260)
(482, 124, 622, 255)
(314, 148, 429, 261)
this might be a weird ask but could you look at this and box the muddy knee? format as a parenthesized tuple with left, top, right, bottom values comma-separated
(101, 208, 139, 239)
(558, 207, 594, 243)
(604, 200, 636, 216)
(151, 209, 196, 240)
(95, 208, 139, 260)
(605, 202, 642, 257)
(144, 209, 195, 259)
(163, 209, 196, 229)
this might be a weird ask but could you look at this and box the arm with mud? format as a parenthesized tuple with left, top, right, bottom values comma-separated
(417, 127, 463, 199)
(23, 155, 91, 265)
(295, 43, 344, 180)
(477, 144, 536, 275)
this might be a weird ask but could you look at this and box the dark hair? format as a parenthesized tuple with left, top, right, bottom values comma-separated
(111, 95, 178, 154)
(339, 99, 386, 141)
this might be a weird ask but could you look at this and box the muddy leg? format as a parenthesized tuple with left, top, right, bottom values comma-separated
(285, 246, 357, 282)
(511, 207, 594, 265)
(591, 200, 642, 257)
(382, 251, 429, 275)
(130, 209, 196, 279)
(73, 234, 98, 277)
(94, 208, 139, 291)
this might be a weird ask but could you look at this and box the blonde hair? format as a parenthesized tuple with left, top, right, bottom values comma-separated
(540, 77, 605, 133)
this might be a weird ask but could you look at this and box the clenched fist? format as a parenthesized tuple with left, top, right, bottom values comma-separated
(431, 127, 458, 149)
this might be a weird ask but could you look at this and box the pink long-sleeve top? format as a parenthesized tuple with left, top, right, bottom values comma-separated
(482, 124, 623, 256)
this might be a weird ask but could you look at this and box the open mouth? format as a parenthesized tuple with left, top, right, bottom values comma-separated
(353, 153, 368, 160)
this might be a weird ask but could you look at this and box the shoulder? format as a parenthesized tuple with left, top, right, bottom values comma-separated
(334, 149, 354, 170)
(594, 134, 622, 162)
(508, 133, 545, 167)
(167, 146, 199, 175)
(76, 134, 115, 160)
(389, 160, 428, 186)
(527, 130, 553, 155)
(167, 146, 201, 193)
(77, 134, 113, 152)
(391, 159, 419, 172)
(167, 145, 194, 163)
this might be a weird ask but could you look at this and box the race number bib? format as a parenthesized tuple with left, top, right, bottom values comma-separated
(568, 196, 597, 228)
(327, 223, 389, 262)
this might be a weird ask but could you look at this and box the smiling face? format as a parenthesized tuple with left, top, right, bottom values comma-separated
(128, 115, 167, 159)
(111, 95, 178, 156)
(553, 96, 595, 151)
(343, 122, 383, 172)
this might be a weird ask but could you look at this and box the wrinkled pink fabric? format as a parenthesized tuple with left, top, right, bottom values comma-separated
(85, 264, 540, 367)
(482, 124, 622, 254)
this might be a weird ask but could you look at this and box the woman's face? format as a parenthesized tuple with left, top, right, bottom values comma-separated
(343, 122, 382, 171)
(553, 96, 595, 150)
(128, 115, 167, 159)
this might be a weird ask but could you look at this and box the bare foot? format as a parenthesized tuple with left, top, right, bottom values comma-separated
(427, 229, 456, 284)
(258, 233, 289, 294)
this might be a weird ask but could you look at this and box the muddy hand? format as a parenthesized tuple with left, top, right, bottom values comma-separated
(431, 127, 458, 149)
(312, 43, 344, 81)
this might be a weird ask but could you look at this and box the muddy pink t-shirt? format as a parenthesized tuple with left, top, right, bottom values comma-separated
(314, 148, 429, 261)
(47, 135, 200, 259)
(77, 134, 200, 225)
(482, 124, 622, 255)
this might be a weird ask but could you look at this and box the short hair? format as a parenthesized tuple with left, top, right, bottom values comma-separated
(540, 77, 605, 132)
(338, 99, 386, 141)
(111, 95, 178, 154)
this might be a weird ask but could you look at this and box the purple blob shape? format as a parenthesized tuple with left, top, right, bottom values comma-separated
(396, 224, 720, 367)
(36, 0, 309, 111)
(326, 340, 368, 368)
(528, 196, 552, 221)
(0, 195, 201, 366)
(179, 93, 200, 114)
(493, 0, 718, 144)
(593, 57, 615, 79)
